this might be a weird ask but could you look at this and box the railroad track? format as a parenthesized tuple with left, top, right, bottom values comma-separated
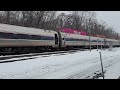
(0, 49, 87, 63)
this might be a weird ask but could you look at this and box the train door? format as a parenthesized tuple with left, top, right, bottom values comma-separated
(55, 34, 58, 45)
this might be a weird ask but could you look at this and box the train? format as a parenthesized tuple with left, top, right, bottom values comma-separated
(0, 23, 120, 54)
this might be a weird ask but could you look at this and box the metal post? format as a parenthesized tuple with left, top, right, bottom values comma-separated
(97, 39, 98, 51)
(89, 34, 91, 52)
(99, 52, 104, 79)
(101, 40, 102, 50)
(89, 20, 91, 52)
(103, 39, 106, 50)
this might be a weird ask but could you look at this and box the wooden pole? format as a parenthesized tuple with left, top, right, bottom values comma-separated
(99, 52, 104, 79)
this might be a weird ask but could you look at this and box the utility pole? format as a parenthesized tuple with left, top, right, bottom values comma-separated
(89, 20, 91, 52)
(101, 40, 102, 50)
(97, 39, 98, 51)
(99, 51, 104, 79)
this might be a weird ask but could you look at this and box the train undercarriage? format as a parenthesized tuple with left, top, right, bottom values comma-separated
(0, 46, 53, 55)
(0, 45, 119, 56)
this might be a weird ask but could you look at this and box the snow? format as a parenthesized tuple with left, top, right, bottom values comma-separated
(0, 47, 120, 79)
(104, 58, 120, 79)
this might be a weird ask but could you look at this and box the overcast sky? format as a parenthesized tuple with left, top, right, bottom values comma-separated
(95, 11, 120, 34)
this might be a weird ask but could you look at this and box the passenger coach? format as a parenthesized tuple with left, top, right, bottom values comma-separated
(0, 23, 59, 53)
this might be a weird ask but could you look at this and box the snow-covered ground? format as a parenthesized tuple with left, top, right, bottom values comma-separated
(0, 47, 120, 79)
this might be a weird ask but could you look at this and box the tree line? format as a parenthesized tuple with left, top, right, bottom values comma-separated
(0, 11, 119, 40)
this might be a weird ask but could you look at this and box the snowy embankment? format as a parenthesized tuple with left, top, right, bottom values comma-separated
(0, 48, 120, 79)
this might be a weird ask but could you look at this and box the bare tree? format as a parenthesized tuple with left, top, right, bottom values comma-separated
(42, 11, 57, 30)
(6, 11, 10, 24)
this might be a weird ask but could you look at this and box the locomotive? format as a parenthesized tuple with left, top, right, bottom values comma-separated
(0, 23, 119, 54)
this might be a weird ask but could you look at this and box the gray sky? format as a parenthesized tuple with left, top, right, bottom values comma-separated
(95, 11, 120, 34)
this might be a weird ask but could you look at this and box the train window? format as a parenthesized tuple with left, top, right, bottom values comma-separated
(36, 36, 39, 40)
(37, 35, 41, 40)
(0, 32, 6, 38)
(8, 33, 13, 39)
(0, 32, 48, 40)
(28, 35, 32, 39)
(16, 34, 19, 39)
(13, 34, 17, 39)
(31, 35, 40, 40)
(17, 34, 23, 39)
(32, 35, 36, 39)
(0, 32, 12, 39)
(21, 34, 25, 39)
